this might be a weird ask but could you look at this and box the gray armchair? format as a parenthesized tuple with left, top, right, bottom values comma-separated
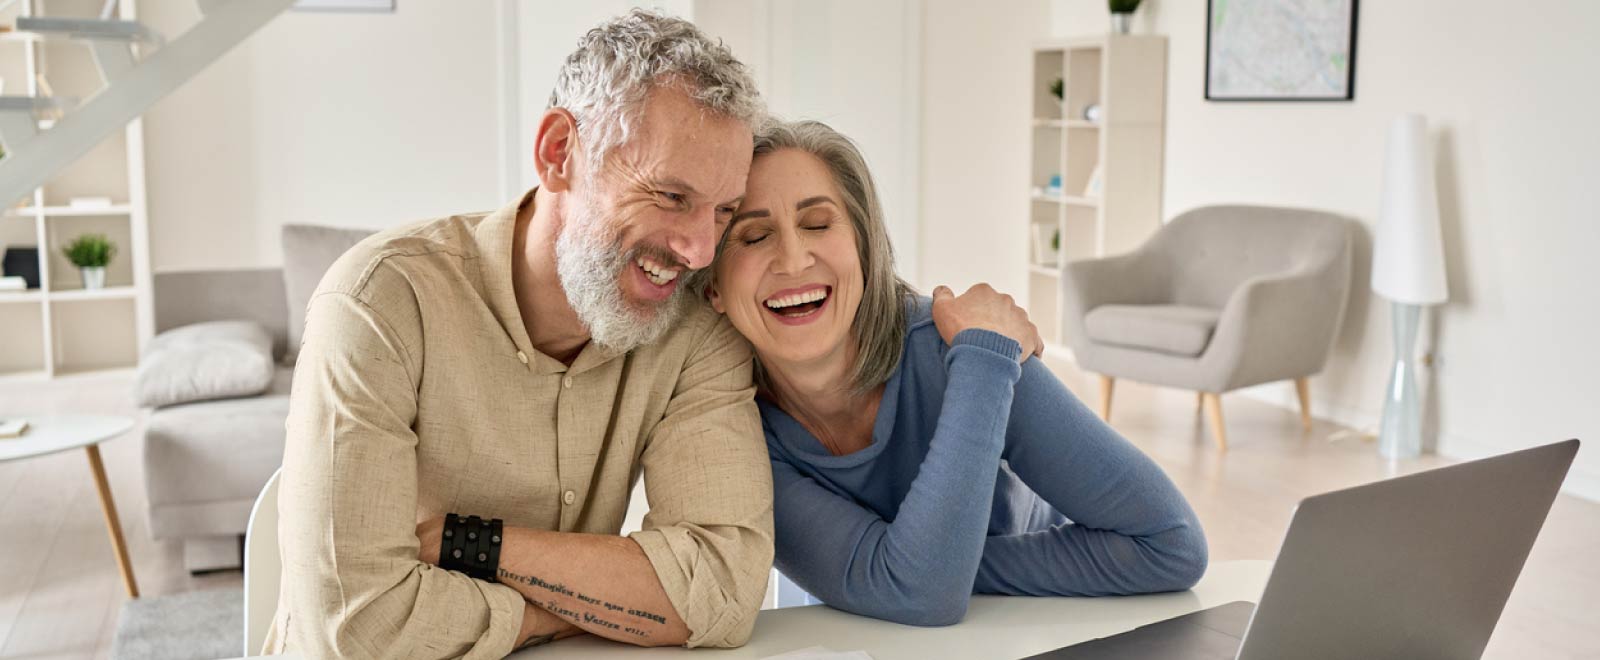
(1061, 205, 1353, 450)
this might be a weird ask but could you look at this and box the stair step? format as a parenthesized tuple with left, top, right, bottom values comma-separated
(15, 17, 164, 45)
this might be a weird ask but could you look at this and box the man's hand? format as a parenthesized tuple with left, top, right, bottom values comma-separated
(517, 601, 586, 650)
(931, 283, 1044, 363)
(416, 515, 445, 566)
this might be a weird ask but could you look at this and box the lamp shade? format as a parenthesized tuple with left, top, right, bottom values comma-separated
(1371, 114, 1449, 304)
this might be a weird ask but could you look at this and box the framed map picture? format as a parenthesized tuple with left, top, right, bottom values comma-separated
(1205, 0, 1358, 101)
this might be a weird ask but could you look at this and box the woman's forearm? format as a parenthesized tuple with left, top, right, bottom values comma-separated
(974, 359, 1208, 596)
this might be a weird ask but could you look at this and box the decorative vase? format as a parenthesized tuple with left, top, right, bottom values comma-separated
(81, 266, 106, 290)
(1111, 12, 1132, 34)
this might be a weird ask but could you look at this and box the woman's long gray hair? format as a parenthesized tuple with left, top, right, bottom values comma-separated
(739, 119, 916, 394)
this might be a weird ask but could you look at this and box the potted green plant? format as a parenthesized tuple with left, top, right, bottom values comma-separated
(1109, 0, 1142, 34)
(62, 233, 116, 290)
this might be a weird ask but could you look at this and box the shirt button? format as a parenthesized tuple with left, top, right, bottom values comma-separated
(563, 376, 573, 389)
(516, 351, 528, 364)
(562, 490, 576, 505)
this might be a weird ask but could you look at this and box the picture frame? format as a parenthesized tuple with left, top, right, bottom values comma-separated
(1205, 0, 1359, 101)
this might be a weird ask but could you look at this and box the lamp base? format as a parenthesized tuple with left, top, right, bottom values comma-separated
(1378, 302, 1423, 459)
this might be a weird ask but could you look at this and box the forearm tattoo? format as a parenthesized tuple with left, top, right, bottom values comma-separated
(499, 568, 669, 638)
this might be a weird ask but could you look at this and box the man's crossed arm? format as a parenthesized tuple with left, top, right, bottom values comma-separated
(417, 520, 691, 647)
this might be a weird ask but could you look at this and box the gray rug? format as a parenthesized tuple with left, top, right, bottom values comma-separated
(112, 587, 243, 660)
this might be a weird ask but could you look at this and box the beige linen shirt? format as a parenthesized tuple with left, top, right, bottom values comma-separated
(264, 191, 774, 658)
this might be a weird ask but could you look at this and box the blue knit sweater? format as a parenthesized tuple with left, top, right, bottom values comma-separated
(761, 297, 1208, 626)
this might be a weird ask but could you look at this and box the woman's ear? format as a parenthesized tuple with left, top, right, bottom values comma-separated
(707, 283, 726, 314)
(534, 108, 580, 193)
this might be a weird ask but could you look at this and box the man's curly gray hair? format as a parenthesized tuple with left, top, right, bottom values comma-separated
(550, 9, 765, 167)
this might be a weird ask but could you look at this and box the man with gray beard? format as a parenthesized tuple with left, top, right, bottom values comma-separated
(266, 11, 772, 658)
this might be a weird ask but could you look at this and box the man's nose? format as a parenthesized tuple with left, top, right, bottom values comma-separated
(666, 204, 718, 270)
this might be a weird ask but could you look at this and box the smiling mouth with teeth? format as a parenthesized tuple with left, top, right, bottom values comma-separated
(764, 287, 831, 317)
(635, 255, 681, 287)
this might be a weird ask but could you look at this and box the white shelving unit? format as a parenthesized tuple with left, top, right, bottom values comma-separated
(1027, 35, 1167, 351)
(1, 0, 153, 379)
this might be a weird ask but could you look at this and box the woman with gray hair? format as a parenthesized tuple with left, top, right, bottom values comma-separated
(704, 120, 1208, 626)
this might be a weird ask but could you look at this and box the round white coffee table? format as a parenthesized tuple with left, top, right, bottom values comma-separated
(0, 414, 140, 597)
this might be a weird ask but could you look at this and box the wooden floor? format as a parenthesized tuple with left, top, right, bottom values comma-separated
(0, 363, 1596, 659)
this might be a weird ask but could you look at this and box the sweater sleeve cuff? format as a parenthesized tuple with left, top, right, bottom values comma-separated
(951, 328, 1023, 363)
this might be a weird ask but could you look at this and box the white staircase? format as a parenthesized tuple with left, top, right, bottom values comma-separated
(0, 0, 297, 207)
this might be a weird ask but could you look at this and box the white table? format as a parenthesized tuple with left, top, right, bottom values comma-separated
(243, 561, 1271, 659)
(544, 560, 1271, 659)
(0, 414, 140, 597)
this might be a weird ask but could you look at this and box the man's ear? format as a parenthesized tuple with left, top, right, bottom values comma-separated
(534, 108, 580, 193)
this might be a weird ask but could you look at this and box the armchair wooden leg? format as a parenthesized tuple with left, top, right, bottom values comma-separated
(1098, 375, 1115, 422)
(1201, 392, 1228, 452)
(1294, 378, 1313, 431)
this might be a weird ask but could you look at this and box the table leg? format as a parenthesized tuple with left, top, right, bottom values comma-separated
(85, 445, 140, 598)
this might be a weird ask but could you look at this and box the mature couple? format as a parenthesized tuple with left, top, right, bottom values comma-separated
(268, 10, 1205, 658)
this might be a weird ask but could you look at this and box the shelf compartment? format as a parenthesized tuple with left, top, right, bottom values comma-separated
(0, 299, 47, 373)
(49, 297, 138, 373)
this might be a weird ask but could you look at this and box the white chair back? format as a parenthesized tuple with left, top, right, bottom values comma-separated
(243, 468, 282, 656)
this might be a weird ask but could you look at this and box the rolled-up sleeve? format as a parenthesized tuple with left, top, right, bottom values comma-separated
(276, 290, 524, 659)
(628, 315, 774, 648)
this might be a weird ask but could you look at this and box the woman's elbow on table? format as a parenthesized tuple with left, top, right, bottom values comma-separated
(879, 592, 972, 627)
(1147, 521, 1210, 592)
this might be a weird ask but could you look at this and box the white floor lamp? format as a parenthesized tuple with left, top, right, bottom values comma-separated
(1371, 114, 1449, 459)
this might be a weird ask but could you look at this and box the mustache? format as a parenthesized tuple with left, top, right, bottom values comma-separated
(624, 242, 692, 274)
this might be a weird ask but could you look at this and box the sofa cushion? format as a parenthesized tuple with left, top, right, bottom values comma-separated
(1084, 304, 1222, 358)
(137, 320, 276, 409)
(282, 224, 375, 364)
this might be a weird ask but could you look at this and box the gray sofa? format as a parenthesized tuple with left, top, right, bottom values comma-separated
(142, 226, 371, 572)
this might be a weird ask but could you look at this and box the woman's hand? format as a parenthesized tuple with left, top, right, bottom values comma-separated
(931, 283, 1043, 363)
(415, 515, 445, 565)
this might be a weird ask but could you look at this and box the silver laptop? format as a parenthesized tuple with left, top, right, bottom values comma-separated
(1031, 439, 1580, 660)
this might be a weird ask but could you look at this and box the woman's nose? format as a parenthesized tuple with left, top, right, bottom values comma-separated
(772, 231, 815, 275)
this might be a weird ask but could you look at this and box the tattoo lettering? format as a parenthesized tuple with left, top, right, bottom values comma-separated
(499, 568, 667, 638)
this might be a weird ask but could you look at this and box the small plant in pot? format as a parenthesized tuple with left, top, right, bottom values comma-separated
(1109, 0, 1142, 34)
(62, 233, 116, 290)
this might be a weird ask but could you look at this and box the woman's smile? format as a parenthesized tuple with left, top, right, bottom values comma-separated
(763, 285, 833, 325)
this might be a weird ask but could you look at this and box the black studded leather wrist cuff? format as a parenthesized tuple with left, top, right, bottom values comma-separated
(440, 513, 503, 582)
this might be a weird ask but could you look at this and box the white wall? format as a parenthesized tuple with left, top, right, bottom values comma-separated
(141, 3, 505, 272)
(1050, 0, 1600, 500)
(917, 0, 1052, 296)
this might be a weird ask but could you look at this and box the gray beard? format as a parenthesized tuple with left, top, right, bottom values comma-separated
(553, 200, 689, 352)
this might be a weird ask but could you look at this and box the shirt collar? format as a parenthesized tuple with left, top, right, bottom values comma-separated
(474, 187, 626, 375)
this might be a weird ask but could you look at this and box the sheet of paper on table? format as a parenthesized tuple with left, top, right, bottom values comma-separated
(762, 647, 874, 660)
